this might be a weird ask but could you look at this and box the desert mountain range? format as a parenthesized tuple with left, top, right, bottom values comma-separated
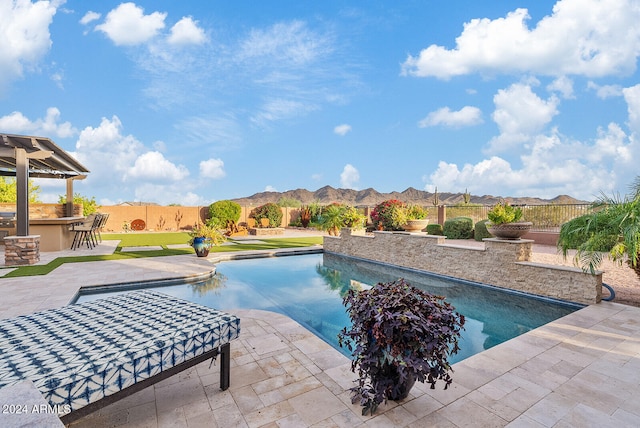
(231, 186, 589, 207)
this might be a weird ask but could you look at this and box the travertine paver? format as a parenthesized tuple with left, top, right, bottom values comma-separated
(1, 238, 640, 427)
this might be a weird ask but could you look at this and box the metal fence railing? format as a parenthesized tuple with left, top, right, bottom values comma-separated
(442, 204, 595, 232)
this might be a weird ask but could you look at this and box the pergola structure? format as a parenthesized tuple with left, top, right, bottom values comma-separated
(0, 134, 90, 236)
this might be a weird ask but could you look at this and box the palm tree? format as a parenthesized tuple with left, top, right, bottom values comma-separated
(319, 204, 344, 236)
(558, 176, 640, 278)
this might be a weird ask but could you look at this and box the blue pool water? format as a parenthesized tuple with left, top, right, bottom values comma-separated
(75, 253, 581, 364)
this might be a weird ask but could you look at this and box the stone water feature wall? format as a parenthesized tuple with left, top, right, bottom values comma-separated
(323, 229, 602, 305)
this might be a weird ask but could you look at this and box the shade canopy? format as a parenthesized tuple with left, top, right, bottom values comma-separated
(0, 134, 89, 179)
(0, 133, 90, 236)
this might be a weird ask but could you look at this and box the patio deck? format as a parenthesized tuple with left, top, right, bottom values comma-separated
(1, 235, 639, 427)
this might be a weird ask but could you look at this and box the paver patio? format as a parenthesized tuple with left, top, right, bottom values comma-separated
(1, 234, 639, 427)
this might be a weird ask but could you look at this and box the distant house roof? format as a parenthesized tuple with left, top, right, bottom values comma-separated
(118, 202, 160, 206)
(0, 133, 89, 179)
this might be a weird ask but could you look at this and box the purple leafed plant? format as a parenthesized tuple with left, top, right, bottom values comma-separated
(338, 278, 465, 415)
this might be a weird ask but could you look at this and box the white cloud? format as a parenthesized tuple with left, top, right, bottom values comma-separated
(547, 76, 574, 99)
(80, 11, 101, 26)
(334, 124, 352, 136)
(50, 71, 64, 89)
(487, 83, 559, 152)
(418, 106, 483, 128)
(0, 107, 77, 138)
(402, 0, 640, 79)
(236, 20, 350, 125)
(424, 123, 638, 200)
(0, 0, 58, 93)
(623, 83, 640, 133)
(74, 116, 145, 180)
(126, 151, 189, 182)
(175, 115, 242, 151)
(264, 185, 277, 192)
(587, 81, 623, 99)
(251, 99, 318, 126)
(95, 2, 166, 46)
(199, 158, 225, 179)
(167, 16, 206, 46)
(586, 122, 633, 164)
(340, 164, 360, 189)
(239, 20, 332, 66)
(72, 116, 210, 204)
(131, 183, 208, 206)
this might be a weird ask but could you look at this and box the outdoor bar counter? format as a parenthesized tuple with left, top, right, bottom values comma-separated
(29, 217, 84, 251)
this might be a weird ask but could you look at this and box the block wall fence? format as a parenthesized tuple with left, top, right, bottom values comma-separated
(90, 205, 303, 232)
(0, 203, 561, 244)
(0, 203, 300, 233)
(324, 229, 602, 305)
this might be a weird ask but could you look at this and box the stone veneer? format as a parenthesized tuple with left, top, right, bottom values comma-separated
(324, 229, 602, 305)
(3, 235, 41, 266)
(249, 227, 285, 236)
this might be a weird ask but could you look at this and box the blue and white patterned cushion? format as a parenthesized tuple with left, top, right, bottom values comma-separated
(0, 290, 240, 416)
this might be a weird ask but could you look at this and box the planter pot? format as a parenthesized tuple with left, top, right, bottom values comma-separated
(192, 236, 210, 257)
(402, 219, 429, 232)
(487, 222, 533, 240)
(378, 364, 417, 401)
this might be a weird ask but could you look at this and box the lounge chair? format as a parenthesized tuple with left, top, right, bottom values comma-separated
(0, 290, 240, 424)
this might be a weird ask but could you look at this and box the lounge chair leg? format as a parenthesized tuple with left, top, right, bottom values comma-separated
(220, 343, 230, 390)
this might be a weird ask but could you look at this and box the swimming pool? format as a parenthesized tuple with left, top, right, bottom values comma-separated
(75, 253, 582, 364)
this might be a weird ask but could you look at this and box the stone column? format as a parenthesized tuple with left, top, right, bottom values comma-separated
(3, 235, 41, 265)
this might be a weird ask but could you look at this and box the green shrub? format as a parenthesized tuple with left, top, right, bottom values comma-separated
(250, 202, 283, 228)
(207, 200, 241, 228)
(443, 217, 473, 239)
(559, 214, 619, 252)
(58, 193, 99, 216)
(371, 199, 406, 230)
(341, 206, 366, 228)
(487, 201, 523, 224)
(426, 223, 443, 235)
(406, 204, 428, 219)
(474, 219, 492, 241)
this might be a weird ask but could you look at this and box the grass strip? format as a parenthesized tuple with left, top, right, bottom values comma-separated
(3, 235, 323, 278)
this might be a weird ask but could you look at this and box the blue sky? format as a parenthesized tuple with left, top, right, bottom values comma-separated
(1, 0, 639, 205)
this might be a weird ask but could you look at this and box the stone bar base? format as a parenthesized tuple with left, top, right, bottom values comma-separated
(4, 235, 41, 266)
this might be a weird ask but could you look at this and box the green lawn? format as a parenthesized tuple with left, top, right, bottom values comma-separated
(2, 233, 323, 278)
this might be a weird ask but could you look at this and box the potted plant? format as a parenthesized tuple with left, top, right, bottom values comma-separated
(338, 278, 465, 415)
(402, 204, 429, 232)
(486, 200, 532, 240)
(370, 199, 407, 231)
(318, 204, 345, 236)
(188, 223, 226, 257)
(341, 205, 366, 229)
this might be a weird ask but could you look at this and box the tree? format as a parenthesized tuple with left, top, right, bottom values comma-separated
(58, 193, 99, 216)
(207, 200, 241, 228)
(558, 176, 640, 279)
(0, 177, 41, 203)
